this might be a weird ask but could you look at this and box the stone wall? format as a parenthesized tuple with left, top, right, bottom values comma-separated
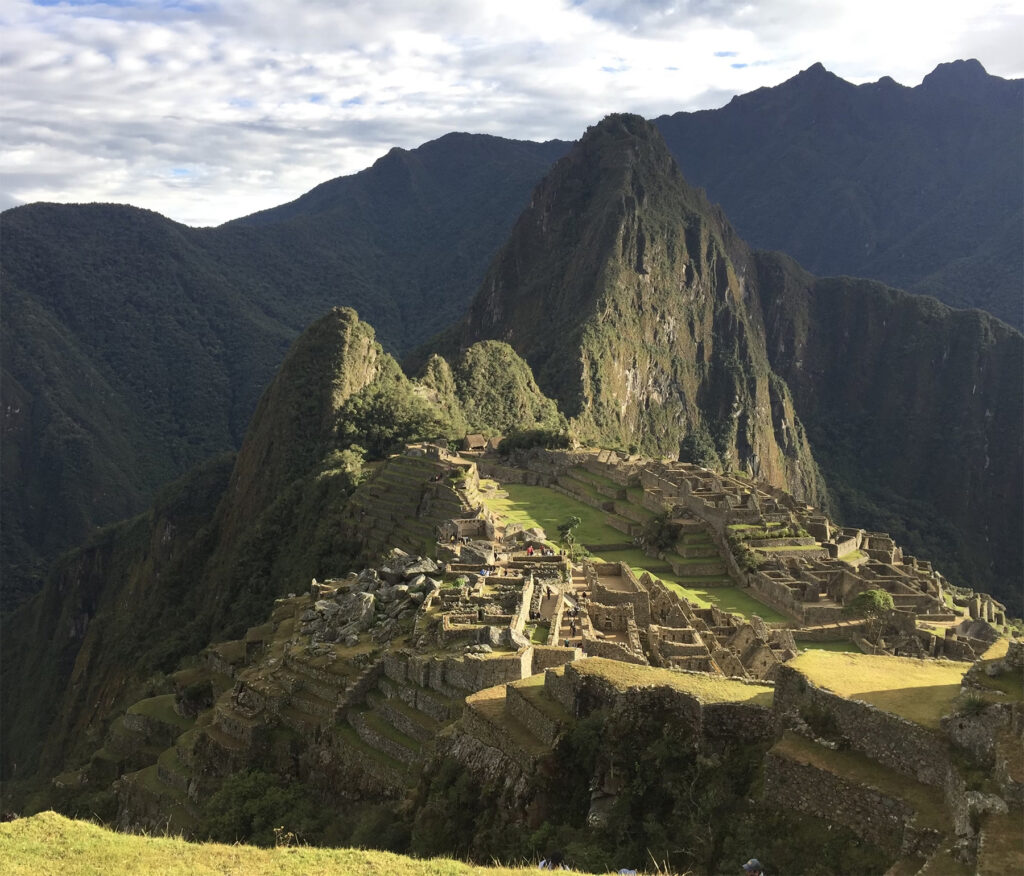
(774, 664, 951, 787)
(763, 746, 942, 857)
(531, 645, 578, 675)
(505, 683, 563, 746)
(583, 637, 648, 665)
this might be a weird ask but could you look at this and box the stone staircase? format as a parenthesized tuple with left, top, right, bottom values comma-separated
(666, 528, 731, 585)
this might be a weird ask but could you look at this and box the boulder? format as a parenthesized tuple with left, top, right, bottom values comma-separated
(460, 542, 495, 566)
(315, 600, 341, 618)
(502, 628, 530, 650)
(403, 557, 440, 578)
(336, 591, 376, 630)
(407, 574, 428, 592)
(379, 566, 405, 584)
(482, 625, 504, 647)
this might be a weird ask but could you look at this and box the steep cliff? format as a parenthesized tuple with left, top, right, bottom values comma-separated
(458, 113, 826, 504)
(756, 252, 1023, 609)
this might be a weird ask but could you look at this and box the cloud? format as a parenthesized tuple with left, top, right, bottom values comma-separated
(1, 0, 1021, 226)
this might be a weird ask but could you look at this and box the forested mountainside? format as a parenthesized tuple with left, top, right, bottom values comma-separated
(654, 59, 1023, 329)
(2, 59, 1018, 612)
(450, 113, 826, 506)
(0, 135, 568, 609)
(0, 307, 561, 784)
(450, 114, 1022, 612)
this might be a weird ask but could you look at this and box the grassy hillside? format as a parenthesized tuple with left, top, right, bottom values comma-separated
(0, 812, 619, 876)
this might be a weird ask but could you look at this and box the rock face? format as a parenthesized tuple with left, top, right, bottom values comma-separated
(756, 255, 1023, 608)
(458, 113, 827, 504)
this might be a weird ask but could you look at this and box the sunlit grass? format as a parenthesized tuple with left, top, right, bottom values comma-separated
(0, 811, 637, 876)
(479, 483, 623, 547)
(572, 657, 774, 706)
(787, 651, 966, 729)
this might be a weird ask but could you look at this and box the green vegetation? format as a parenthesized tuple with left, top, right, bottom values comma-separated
(452, 342, 565, 436)
(480, 483, 623, 548)
(1, 135, 568, 610)
(573, 657, 774, 706)
(843, 589, 895, 619)
(788, 651, 966, 729)
(0, 811, 602, 876)
(800, 640, 860, 653)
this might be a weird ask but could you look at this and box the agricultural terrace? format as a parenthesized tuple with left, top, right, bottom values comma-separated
(571, 657, 774, 707)
(480, 480, 788, 622)
(787, 651, 967, 729)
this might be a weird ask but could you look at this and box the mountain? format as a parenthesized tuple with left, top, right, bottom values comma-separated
(0, 307, 561, 784)
(0, 134, 569, 609)
(654, 59, 1023, 329)
(3, 59, 1020, 611)
(450, 113, 1022, 610)
(453, 113, 826, 505)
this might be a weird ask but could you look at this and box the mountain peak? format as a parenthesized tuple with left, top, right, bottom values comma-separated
(920, 58, 989, 90)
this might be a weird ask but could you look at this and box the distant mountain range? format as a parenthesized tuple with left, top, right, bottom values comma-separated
(1, 59, 1020, 611)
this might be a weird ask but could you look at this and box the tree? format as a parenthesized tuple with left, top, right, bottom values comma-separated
(844, 588, 894, 618)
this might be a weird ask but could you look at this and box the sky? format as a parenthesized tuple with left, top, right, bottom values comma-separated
(2, 0, 1022, 227)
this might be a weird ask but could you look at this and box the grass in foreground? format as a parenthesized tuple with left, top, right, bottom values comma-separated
(572, 657, 774, 707)
(0, 812, 635, 876)
(786, 651, 966, 729)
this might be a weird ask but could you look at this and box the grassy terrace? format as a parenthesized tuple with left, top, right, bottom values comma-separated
(786, 651, 966, 729)
(480, 482, 623, 546)
(2, 812, 627, 876)
(571, 657, 774, 707)
(772, 731, 950, 833)
(799, 640, 861, 653)
(126, 695, 194, 731)
(481, 481, 788, 622)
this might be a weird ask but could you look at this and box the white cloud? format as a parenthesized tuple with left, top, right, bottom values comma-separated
(1, 0, 1020, 226)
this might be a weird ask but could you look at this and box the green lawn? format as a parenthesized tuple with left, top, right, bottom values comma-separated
(572, 658, 774, 707)
(799, 640, 861, 653)
(656, 578, 789, 623)
(479, 483, 623, 547)
(787, 651, 966, 729)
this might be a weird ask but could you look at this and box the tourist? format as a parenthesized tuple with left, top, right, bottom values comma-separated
(539, 851, 568, 869)
(527, 544, 535, 556)
(741, 858, 765, 875)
